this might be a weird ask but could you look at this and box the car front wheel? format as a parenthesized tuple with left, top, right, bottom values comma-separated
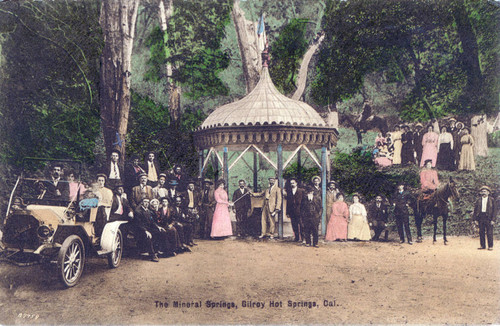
(57, 235, 85, 288)
(107, 229, 123, 268)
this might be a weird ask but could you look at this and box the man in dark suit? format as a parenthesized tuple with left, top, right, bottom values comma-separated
(171, 195, 195, 247)
(131, 173, 154, 210)
(232, 179, 251, 237)
(124, 156, 145, 197)
(473, 186, 497, 250)
(182, 180, 202, 237)
(170, 165, 188, 192)
(301, 186, 321, 247)
(200, 179, 216, 239)
(132, 197, 160, 262)
(144, 152, 160, 188)
(391, 184, 413, 245)
(102, 150, 124, 189)
(368, 195, 389, 241)
(37, 163, 70, 201)
(109, 184, 133, 221)
(413, 123, 424, 165)
(286, 178, 305, 242)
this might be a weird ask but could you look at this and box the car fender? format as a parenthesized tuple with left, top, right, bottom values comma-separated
(100, 221, 127, 253)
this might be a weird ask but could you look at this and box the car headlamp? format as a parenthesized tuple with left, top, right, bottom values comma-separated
(37, 225, 53, 239)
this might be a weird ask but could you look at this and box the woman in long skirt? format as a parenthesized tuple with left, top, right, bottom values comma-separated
(347, 194, 371, 241)
(211, 180, 233, 238)
(392, 125, 403, 165)
(458, 128, 475, 171)
(437, 126, 454, 171)
(420, 125, 439, 167)
(325, 193, 349, 241)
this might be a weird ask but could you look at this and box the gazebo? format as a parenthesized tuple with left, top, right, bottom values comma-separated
(193, 51, 339, 238)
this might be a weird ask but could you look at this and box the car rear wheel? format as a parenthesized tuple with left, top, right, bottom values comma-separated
(57, 235, 85, 288)
(107, 229, 122, 268)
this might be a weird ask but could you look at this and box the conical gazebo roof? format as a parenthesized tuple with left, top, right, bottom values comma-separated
(200, 67, 327, 129)
(194, 63, 337, 151)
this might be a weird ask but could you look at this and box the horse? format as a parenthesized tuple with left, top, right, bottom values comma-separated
(416, 179, 459, 244)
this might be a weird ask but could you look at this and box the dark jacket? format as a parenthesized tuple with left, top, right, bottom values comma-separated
(133, 206, 159, 233)
(300, 194, 321, 224)
(102, 161, 124, 182)
(232, 188, 251, 213)
(182, 189, 202, 209)
(170, 205, 189, 224)
(473, 196, 497, 222)
(40, 179, 70, 200)
(286, 187, 305, 218)
(110, 194, 132, 221)
(392, 190, 413, 216)
(124, 162, 144, 190)
(368, 202, 389, 223)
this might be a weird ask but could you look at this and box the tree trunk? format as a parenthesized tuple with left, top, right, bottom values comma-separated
(232, 0, 260, 93)
(292, 33, 324, 101)
(471, 114, 489, 157)
(99, 0, 140, 166)
(158, 0, 181, 124)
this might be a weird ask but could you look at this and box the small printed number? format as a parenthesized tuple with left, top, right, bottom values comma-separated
(17, 313, 39, 320)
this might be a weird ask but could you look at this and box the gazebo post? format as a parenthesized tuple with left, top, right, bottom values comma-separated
(277, 144, 284, 239)
(321, 146, 327, 236)
(297, 149, 301, 180)
(253, 151, 258, 192)
(198, 149, 204, 178)
(223, 147, 229, 191)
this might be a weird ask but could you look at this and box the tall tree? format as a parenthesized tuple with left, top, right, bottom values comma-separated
(99, 0, 140, 165)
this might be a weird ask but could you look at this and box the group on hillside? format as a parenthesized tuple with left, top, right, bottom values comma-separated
(373, 118, 475, 171)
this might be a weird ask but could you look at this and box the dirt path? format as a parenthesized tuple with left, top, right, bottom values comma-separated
(0, 236, 498, 325)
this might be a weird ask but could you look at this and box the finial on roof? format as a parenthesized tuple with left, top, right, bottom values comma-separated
(261, 47, 269, 68)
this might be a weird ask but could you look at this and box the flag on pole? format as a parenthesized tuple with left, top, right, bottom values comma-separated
(257, 14, 267, 52)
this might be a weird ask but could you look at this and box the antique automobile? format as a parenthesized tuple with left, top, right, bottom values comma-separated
(0, 158, 126, 287)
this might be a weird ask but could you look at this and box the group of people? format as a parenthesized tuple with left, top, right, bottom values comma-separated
(374, 118, 475, 171)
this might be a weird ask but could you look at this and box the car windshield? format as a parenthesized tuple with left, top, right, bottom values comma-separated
(15, 159, 84, 206)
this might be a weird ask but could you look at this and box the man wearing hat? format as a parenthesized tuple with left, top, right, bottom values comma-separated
(391, 183, 413, 245)
(131, 173, 154, 210)
(257, 177, 282, 239)
(103, 149, 124, 189)
(110, 184, 133, 221)
(232, 179, 252, 237)
(413, 123, 424, 165)
(286, 178, 305, 242)
(301, 186, 321, 247)
(200, 179, 216, 238)
(473, 186, 497, 250)
(124, 156, 145, 197)
(166, 179, 180, 204)
(131, 197, 160, 262)
(368, 195, 389, 241)
(153, 173, 168, 199)
(170, 165, 188, 192)
(448, 119, 460, 170)
(144, 152, 160, 188)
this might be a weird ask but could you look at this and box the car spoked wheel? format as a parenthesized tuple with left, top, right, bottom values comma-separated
(58, 235, 85, 288)
(107, 229, 123, 268)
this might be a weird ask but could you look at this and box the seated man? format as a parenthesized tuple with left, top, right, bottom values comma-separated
(170, 195, 195, 247)
(368, 195, 389, 241)
(420, 159, 440, 195)
(131, 197, 162, 262)
(36, 163, 70, 201)
(109, 184, 133, 222)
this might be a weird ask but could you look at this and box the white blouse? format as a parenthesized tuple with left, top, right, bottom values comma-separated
(438, 132, 454, 149)
(349, 202, 367, 218)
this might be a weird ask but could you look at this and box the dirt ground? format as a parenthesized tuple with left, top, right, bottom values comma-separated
(0, 236, 498, 325)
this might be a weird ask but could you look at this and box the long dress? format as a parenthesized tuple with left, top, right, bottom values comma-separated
(392, 131, 403, 165)
(347, 202, 371, 241)
(325, 201, 349, 241)
(458, 134, 475, 171)
(436, 132, 454, 171)
(420, 131, 439, 167)
(210, 187, 233, 237)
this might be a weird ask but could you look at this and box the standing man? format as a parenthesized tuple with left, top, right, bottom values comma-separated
(183, 180, 201, 238)
(413, 123, 424, 166)
(131, 173, 154, 210)
(473, 186, 497, 250)
(170, 165, 188, 192)
(286, 178, 304, 242)
(104, 150, 123, 189)
(257, 177, 282, 240)
(311, 176, 323, 237)
(200, 179, 216, 239)
(368, 195, 389, 241)
(300, 186, 321, 247)
(391, 183, 413, 245)
(144, 152, 160, 187)
(448, 118, 460, 170)
(232, 179, 251, 237)
(166, 179, 180, 204)
(325, 181, 339, 226)
(124, 156, 144, 197)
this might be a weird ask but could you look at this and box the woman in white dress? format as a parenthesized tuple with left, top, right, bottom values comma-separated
(347, 194, 371, 241)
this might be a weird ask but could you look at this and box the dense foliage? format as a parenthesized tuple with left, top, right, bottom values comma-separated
(311, 0, 500, 120)
(0, 0, 102, 165)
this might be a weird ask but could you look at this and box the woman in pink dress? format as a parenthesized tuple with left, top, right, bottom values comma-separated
(211, 180, 233, 238)
(325, 193, 349, 241)
(67, 170, 86, 201)
(420, 125, 439, 167)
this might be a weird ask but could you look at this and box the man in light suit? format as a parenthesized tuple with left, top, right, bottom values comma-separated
(131, 173, 154, 210)
(256, 177, 282, 240)
(473, 186, 497, 250)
